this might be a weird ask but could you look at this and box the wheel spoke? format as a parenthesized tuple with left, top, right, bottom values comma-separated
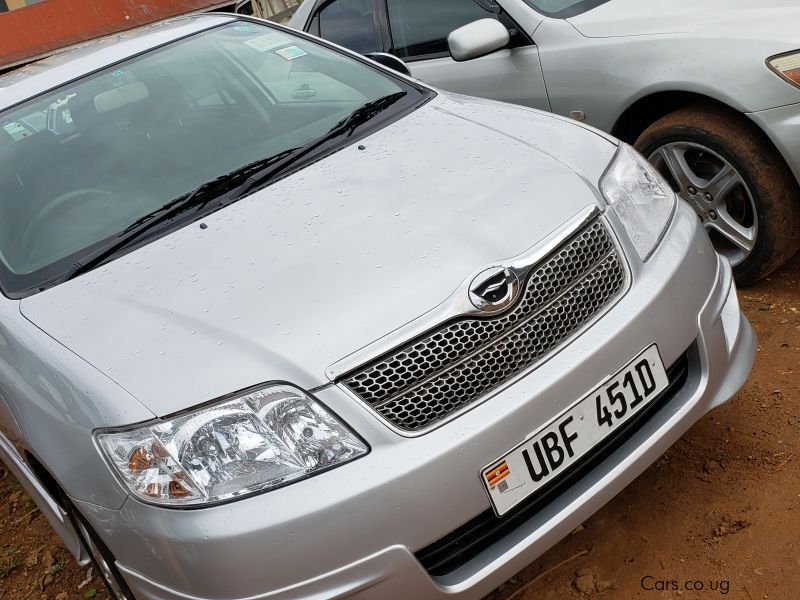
(707, 206, 757, 253)
(655, 144, 705, 191)
(707, 164, 741, 203)
(651, 140, 758, 266)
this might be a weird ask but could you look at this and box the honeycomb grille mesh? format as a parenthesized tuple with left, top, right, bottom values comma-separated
(342, 220, 626, 431)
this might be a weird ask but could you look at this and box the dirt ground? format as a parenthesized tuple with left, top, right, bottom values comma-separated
(0, 487, 103, 598)
(0, 256, 799, 600)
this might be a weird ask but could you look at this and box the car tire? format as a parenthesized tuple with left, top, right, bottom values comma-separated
(634, 102, 800, 285)
(64, 499, 136, 600)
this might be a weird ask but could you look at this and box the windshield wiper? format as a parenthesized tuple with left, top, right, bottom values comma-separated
(57, 148, 298, 284)
(55, 91, 407, 285)
(231, 91, 407, 198)
(327, 91, 409, 139)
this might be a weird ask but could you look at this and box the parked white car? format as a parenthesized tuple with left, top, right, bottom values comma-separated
(291, 0, 800, 284)
(0, 13, 755, 600)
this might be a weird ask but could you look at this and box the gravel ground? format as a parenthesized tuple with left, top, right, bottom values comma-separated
(1, 255, 798, 600)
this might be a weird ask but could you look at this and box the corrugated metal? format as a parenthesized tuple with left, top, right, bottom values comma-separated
(0, 0, 235, 69)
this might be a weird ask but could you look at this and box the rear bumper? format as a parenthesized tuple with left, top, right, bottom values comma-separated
(77, 203, 756, 600)
(748, 101, 800, 187)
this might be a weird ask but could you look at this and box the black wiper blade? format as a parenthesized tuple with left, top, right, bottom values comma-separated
(55, 92, 407, 285)
(325, 91, 408, 140)
(123, 148, 298, 233)
(59, 148, 298, 283)
(233, 92, 408, 198)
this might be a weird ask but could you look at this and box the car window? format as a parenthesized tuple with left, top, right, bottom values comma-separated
(19, 110, 47, 132)
(387, 0, 496, 59)
(520, 0, 611, 18)
(317, 0, 379, 54)
(225, 40, 368, 104)
(45, 95, 77, 135)
(0, 22, 419, 296)
(48, 105, 75, 134)
(2, 121, 34, 141)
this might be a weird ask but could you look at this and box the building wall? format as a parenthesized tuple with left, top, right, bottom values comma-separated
(0, 0, 233, 69)
(263, 0, 300, 16)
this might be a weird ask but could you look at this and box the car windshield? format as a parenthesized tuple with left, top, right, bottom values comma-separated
(0, 21, 421, 297)
(521, 0, 611, 18)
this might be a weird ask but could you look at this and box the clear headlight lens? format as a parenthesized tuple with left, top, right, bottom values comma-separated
(768, 51, 800, 89)
(601, 143, 677, 261)
(97, 385, 368, 506)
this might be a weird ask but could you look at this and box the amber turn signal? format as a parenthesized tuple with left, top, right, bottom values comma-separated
(769, 52, 800, 88)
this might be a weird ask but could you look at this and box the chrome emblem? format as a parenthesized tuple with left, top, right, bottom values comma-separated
(468, 267, 521, 314)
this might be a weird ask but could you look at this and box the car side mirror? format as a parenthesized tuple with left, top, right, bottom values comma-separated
(448, 19, 510, 62)
(364, 52, 412, 77)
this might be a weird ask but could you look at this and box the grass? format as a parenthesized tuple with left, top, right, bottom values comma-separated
(0, 554, 21, 578)
(46, 555, 67, 576)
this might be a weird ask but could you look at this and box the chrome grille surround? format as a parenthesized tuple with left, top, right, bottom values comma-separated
(341, 219, 628, 432)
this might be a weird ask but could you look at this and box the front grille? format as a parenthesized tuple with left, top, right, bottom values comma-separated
(342, 220, 627, 432)
(415, 350, 692, 577)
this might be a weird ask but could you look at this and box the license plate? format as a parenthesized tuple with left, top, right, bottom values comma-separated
(481, 345, 668, 516)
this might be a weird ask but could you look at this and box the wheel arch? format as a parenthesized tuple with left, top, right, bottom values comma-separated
(611, 91, 737, 145)
(627, 95, 800, 284)
(612, 90, 797, 182)
(0, 436, 88, 565)
(22, 449, 91, 565)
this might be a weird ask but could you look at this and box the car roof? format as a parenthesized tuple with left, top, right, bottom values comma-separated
(0, 14, 237, 113)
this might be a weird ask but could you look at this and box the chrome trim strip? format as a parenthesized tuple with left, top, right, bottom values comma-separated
(326, 205, 601, 381)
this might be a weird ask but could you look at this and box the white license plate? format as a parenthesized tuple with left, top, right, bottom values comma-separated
(481, 345, 668, 516)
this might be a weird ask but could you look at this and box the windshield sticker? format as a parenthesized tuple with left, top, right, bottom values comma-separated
(244, 32, 292, 53)
(275, 46, 308, 61)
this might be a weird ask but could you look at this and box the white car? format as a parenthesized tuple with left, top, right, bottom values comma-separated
(0, 14, 754, 600)
(291, 0, 800, 284)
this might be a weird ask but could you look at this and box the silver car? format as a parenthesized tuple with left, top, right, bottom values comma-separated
(0, 13, 754, 600)
(290, 0, 800, 285)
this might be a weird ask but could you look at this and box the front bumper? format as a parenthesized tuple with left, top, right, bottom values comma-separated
(78, 202, 756, 600)
(748, 101, 800, 187)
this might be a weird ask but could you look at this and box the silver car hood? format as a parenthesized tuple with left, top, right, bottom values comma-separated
(569, 0, 800, 41)
(20, 93, 617, 417)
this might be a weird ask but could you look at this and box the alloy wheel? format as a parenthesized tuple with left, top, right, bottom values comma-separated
(648, 141, 758, 267)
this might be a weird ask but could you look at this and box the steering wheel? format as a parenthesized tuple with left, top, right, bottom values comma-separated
(22, 188, 115, 257)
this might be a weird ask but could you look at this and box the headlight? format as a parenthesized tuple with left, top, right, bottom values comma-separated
(600, 143, 677, 261)
(768, 51, 800, 89)
(97, 385, 368, 506)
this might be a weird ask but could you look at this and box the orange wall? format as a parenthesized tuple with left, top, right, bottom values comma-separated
(0, 0, 226, 68)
